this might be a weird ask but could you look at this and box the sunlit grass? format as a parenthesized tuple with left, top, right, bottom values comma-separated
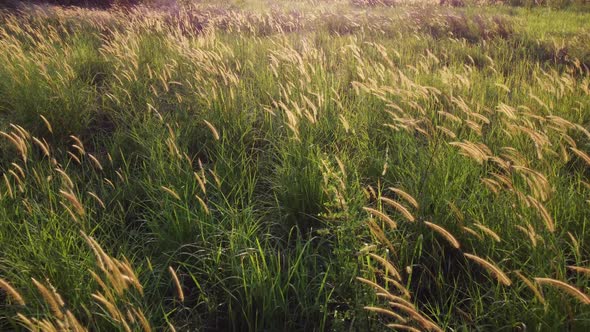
(0, 1, 589, 331)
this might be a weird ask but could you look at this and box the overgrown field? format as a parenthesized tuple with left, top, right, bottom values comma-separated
(1, 1, 590, 331)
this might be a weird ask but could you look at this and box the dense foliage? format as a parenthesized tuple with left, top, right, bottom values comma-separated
(0, 1, 589, 331)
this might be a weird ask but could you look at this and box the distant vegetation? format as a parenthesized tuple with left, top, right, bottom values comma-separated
(0, 0, 589, 331)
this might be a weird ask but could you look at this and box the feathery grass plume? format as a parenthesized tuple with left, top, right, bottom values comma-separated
(464, 253, 512, 286)
(3, 173, 14, 199)
(389, 302, 443, 332)
(67, 151, 82, 165)
(11, 163, 25, 180)
(59, 190, 85, 216)
(388, 295, 416, 310)
(366, 185, 377, 200)
(570, 147, 590, 166)
(534, 278, 590, 304)
(386, 324, 421, 332)
(16, 313, 37, 331)
(364, 306, 407, 323)
(567, 232, 581, 258)
(449, 140, 489, 164)
(357, 277, 394, 298)
(379, 197, 415, 222)
(40, 114, 53, 134)
(161, 186, 181, 201)
(194, 172, 207, 194)
(169, 266, 185, 303)
(389, 187, 420, 209)
(473, 223, 501, 242)
(87, 153, 104, 171)
(61, 202, 80, 224)
(515, 225, 537, 247)
(366, 219, 397, 255)
(70, 135, 85, 154)
(132, 307, 152, 332)
(195, 195, 210, 215)
(364, 207, 397, 229)
(513, 271, 546, 305)
(65, 310, 87, 332)
(32, 278, 64, 320)
(448, 202, 464, 222)
(424, 221, 460, 249)
(203, 120, 220, 141)
(375, 294, 416, 309)
(384, 277, 411, 299)
(527, 196, 555, 233)
(335, 156, 347, 179)
(87, 191, 106, 209)
(55, 168, 74, 189)
(368, 253, 401, 280)
(567, 265, 590, 276)
(0, 278, 25, 305)
(208, 169, 222, 188)
(91, 293, 124, 324)
(32, 136, 50, 158)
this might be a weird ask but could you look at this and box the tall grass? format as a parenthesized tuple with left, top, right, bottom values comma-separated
(1, 1, 589, 330)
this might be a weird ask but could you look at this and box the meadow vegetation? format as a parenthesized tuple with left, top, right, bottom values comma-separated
(0, 0, 589, 330)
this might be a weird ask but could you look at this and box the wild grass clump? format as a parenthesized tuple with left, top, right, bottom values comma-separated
(1, 1, 590, 331)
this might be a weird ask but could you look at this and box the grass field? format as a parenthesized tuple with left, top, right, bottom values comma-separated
(0, 0, 589, 331)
